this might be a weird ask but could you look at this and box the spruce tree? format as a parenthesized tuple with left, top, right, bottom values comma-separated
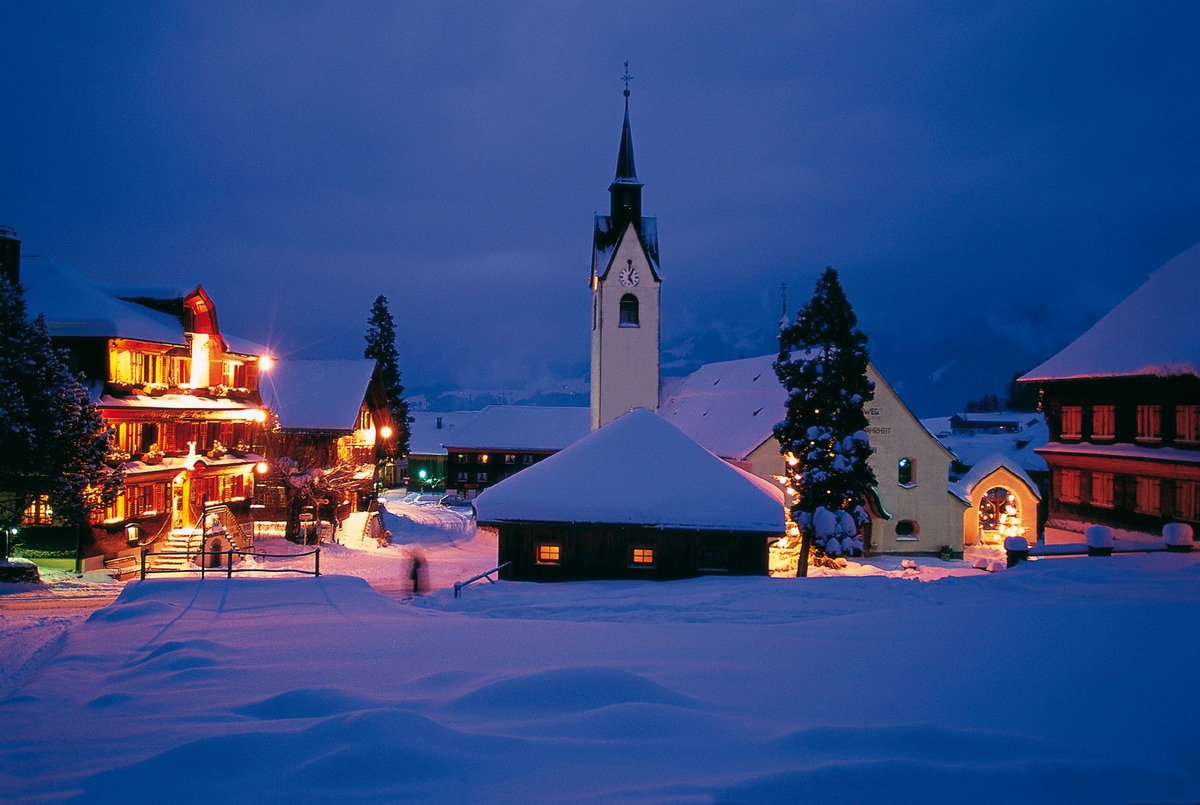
(0, 273, 121, 560)
(363, 295, 411, 457)
(773, 267, 877, 576)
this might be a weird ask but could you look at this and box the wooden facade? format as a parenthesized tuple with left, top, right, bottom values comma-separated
(1035, 375, 1200, 540)
(495, 521, 771, 582)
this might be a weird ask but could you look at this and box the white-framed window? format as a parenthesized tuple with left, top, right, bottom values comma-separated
(1091, 472, 1114, 508)
(536, 544, 561, 565)
(1060, 406, 1082, 439)
(456, 471, 468, 482)
(1058, 469, 1082, 503)
(475, 472, 488, 482)
(1136, 405, 1162, 441)
(1092, 405, 1115, 440)
(1175, 481, 1200, 520)
(504, 454, 516, 465)
(1176, 405, 1200, 443)
(630, 546, 655, 567)
(1135, 477, 1161, 515)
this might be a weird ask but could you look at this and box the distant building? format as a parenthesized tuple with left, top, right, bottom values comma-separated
(476, 409, 783, 581)
(1021, 243, 1200, 543)
(403, 410, 478, 492)
(443, 405, 590, 498)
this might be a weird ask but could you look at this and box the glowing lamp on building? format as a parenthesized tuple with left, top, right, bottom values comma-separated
(251, 409, 267, 423)
(259, 355, 274, 371)
(255, 462, 269, 474)
(379, 425, 393, 439)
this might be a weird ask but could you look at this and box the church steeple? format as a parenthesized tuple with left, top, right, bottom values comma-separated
(609, 63, 643, 228)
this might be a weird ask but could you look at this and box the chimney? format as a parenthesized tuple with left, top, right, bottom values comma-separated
(0, 226, 19, 286)
(436, 416, 443, 430)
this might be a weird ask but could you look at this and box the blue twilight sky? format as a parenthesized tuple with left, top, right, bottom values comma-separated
(3, 2, 1198, 415)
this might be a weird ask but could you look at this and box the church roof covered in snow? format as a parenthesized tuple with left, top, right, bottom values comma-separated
(474, 408, 785, 531)
(658, 354, 787, 461)
(1022, 242, 1200, 382)
(443, 405, 590, 452)
(260, 359, 377, 432)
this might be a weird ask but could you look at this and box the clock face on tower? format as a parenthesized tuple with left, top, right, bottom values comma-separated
(619, 265, 640, 287)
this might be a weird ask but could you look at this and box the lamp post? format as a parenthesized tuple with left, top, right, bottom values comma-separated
(417, 468, 428, 493)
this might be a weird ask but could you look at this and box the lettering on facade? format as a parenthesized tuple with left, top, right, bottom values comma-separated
(867, 426, 892, 435)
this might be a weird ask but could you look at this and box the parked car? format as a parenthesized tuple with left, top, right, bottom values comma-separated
(414, 494, 443, 505)
(439, 494, 471, 508)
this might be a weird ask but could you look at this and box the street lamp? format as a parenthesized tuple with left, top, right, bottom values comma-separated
(417, 468, 428, 492)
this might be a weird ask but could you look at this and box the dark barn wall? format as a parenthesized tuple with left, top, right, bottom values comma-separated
(495, 521, 772, 582)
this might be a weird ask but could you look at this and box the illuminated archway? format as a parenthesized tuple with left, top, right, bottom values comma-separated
(978, 486, 1022, 544)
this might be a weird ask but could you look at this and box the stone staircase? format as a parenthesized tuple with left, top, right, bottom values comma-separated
(141, 504, 253, 575)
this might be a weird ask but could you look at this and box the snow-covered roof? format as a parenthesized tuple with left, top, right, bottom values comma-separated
(921, 413, 1048, 474)
(657, 354, 786, 461)
(22, 256, 189, 345)
(21, 255, 267, 355)
(407, 410, 479, 456)
(1022, 242, 1200, 382)
(592, 216, 661, 281)
(260, 359, 377, 432)
(443, 405, 590, 452)
(949, 452, 1043, 504)
(475, 408, 785, 531)
(98, 393, 264, 419)
(1036, 440, 1200, 466)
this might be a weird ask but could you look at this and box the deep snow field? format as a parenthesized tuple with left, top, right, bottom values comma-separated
(1, 505, 1198, 804)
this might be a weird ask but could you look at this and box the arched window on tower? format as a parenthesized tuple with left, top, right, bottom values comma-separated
(619, 294, 639, 327)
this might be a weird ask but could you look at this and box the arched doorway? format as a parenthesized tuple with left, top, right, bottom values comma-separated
(978, 486, 1023, 544)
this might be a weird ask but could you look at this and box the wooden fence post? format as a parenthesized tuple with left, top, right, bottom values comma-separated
(227, 548, 234, 578)
(140, 547, 147, 580)
(314, 548, 320, 577)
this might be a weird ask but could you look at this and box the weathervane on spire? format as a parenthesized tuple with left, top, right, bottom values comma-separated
(621, 61, 633, 97)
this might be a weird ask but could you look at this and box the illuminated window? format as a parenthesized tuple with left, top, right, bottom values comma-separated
(619, 294, 639, 327)
(1176, 481, 1200, 520)
(895, 520, 918, 540)
(536, 544, 560, 565)
(1136, 405, 1161, 441)
(479, 454, 489, 464)
(1176, 405, 1200, 443)
(630, 547, 655, 566)
(1058, 469, 1081, 503)
(456, 454, 468, 463)
(1135, 477, 1161, 515)
(21, 495, 55, 525)
(504, 454, 516, 465)
(1091, 472, 1114, 508)
(1092, 405, 1115, 440)
(898, 457, 915, 486)
(1060, 406, 1082, 439)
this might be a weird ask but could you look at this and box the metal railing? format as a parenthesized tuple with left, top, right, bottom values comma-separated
(138, 546, 321, 579)
(453, 562, 510, 598)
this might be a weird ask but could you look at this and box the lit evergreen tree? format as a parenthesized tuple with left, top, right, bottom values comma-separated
(773, 267, 877, 576)
(0, 273, 121, 560)
(363, 295, 411, 457)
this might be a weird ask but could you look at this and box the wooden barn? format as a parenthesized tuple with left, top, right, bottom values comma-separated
(474, 408, 785, 582)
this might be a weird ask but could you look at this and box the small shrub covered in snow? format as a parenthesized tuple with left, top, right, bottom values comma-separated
(1163, 523, 1193, 551)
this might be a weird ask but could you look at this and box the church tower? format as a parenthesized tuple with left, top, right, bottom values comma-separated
(590, 72, 662, 430)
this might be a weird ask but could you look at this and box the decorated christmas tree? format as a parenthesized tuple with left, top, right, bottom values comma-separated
(774, 267, 877, 576)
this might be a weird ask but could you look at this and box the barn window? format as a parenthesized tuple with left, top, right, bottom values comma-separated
(475, 472, 488, 482)
(895, 520, 919, 540)
(630, 546, 655, 566)
(504, 454, 516, 464)
(1061, 406, 1082, 439)
(456, 471, 468, 482)
(898, 457, 915, 487)
(699, 547, 728, 571)
(536, 544, 561, 565)
(619, 294, 639, 327)
(1135, 405, 1161, 441)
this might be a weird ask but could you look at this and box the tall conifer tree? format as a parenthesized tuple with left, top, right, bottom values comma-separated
(0, 273, 120, 560)
(363, 295, 411, 457)
(774, 267, 876, 576)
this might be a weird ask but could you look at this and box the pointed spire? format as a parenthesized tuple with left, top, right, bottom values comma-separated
(609, 61, 643, 225)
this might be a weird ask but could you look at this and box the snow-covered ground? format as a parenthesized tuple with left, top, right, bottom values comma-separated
(0, 540, 1197, 803)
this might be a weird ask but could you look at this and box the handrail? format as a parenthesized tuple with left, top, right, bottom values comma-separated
(139, 547, 320, 579)
(453, 562, 511, 598)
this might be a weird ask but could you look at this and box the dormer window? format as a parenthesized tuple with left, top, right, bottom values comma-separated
(619, 294, 639, 327)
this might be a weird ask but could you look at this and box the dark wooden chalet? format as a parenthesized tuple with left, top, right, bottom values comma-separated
(474, 408, 784, 582)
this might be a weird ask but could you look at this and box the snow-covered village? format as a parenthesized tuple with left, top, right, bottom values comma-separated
(2, 5, 1199, 804)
